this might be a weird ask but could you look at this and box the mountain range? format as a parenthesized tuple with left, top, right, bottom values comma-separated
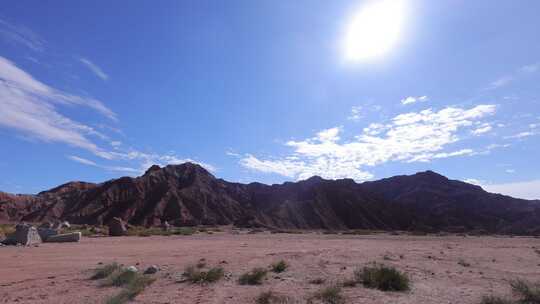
(1, 163, 539, 234)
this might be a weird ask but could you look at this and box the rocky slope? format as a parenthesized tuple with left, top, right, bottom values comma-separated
(1, 163, 539, 234)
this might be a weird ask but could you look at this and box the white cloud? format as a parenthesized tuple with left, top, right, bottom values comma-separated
(520, 63, 539, 73)
(79, 57, 109, 81)
(505, 131, 535, 139)
(482, 180, 540, 200)
(67, 155, 139, 174)
(400, 95, 428, 105)
(505, 169, 515, 174)
(488, 76, 513, 90)
(0, 18, 45, 52)
(471, 123, 492, 135)
(347, 106, 362, 120)
(0, 56, 118, 160)
(68, 155, 98, 166)
(241, 105, 496, 181)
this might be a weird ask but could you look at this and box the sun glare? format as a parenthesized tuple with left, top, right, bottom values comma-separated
(343, 0, 407, 62)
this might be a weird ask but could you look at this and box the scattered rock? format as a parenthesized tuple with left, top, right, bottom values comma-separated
(108, 217, 127, 236)
(144, 265, 159, 274)
(12, 223, 42, 246)
(161, 221, 171, 231)
(45, 232, 81, 243)
(126, 266, 138, 272)
(37, 228, 59, 241)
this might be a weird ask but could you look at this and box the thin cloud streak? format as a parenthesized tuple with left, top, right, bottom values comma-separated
(0, 18, 45, 52)
(79, 57, 109, 81)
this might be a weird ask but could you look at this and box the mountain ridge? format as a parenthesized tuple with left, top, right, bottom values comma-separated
(1, 163, 539, 234)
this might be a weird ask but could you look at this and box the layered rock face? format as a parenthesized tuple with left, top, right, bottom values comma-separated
(1, 163, 539, 234)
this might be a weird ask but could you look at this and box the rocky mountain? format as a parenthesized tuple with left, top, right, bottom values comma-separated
(1, 163, 539, 234)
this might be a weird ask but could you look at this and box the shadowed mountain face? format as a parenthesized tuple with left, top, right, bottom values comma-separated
(1, 163, 539, 234)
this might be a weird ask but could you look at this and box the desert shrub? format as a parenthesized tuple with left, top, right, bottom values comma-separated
(341, 278, 358, 287)
(255, 291, 293, 304)
(510, 279, 540, 303)
(355, 264, 409, 291)
(0, 224, 15, 236)
(322, 230, 338, 235)
(101, 269, 141, 287)
(105, 275, 155, 304)
(341, 229, 374, 235)
(271, 260, 289, 273)
(239, 267, 267, 285)
(173, 227, 195, 235)
(458, 259, 471, 267)
(308, 286, 344, 304)
(309, 278, 326, 285)
(91, 263, 122, 280)
(479, 296, 513, 304)
(183, 265, 224, 283)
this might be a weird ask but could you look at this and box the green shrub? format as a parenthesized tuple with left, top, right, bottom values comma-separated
(458, 259, 471, 267)
(183, 265, 224, 283)
(91, 263, 121, 280)
(510, 279, 540, 303)
(255, 291, 292, 304)
(309, 278, 326, 285)
(308, 286, 344, 304)
(101, 269, 138, 287)
(479, 296, 513, 304)
(105, 275, 155, 304)
(355, 264, 410, 291)
(271, 260, 288, 273)
(239, 267, 267, 285)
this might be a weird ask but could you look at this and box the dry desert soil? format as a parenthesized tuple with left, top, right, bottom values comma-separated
(1, 230, 540, 304)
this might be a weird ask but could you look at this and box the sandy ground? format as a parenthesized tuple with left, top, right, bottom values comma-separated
(1, 231, 540, 304)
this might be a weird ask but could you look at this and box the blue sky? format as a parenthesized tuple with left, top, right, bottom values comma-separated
(1, 0, 539, 199)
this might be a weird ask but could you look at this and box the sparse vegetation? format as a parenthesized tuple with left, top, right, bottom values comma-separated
(101, 269, 139, 287)
(355, 263, 410, 292)
(89, 264, 155, 304)
(510, 279, 540, 303)
(255, 291, 293, 304)
(309, 278, 326, 285)
(125, 226, 195, 237)
(458, 259, 471, 267)
(182, 265, 224, 283)
(479, 279, 540, 304)
(271, 260, 289, 273)
(104, 274, 155, 304)
(341, 278, 358, 287)
(239, 267, 268, 285)
(308, 286, 345, 304)
(0, 224, 15, 237)
(91, 263, 122, 280)
(480, 296, 513, 304)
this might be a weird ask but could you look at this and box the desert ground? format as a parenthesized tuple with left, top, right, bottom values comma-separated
(1, 230, 539, 304)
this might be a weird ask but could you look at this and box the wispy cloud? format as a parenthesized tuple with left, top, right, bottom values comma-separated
(400, 95, 428, 105)
(67, 155, 139, 174)
(240, 105, 496, 181)
(79, 57, 109, 81)
(0, 56, 116, 159)
(0, 18, 45, 52)
(485, 62, 539, 90)
(471, 123, 492, 135)
(347, 106, 362, 120)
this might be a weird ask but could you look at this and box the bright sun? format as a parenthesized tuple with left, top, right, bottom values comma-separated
(343, 0, 407, 62)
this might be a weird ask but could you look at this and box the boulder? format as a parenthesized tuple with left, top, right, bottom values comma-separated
(61, 221, 71, 229)
(126, 266, 138, 272)
(38, 228, 59, 241)
(13, 223, 42, 246)
(45, 232, 81, 243)
(108, 217, 127, 236)
(144, 265, 159, 274)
